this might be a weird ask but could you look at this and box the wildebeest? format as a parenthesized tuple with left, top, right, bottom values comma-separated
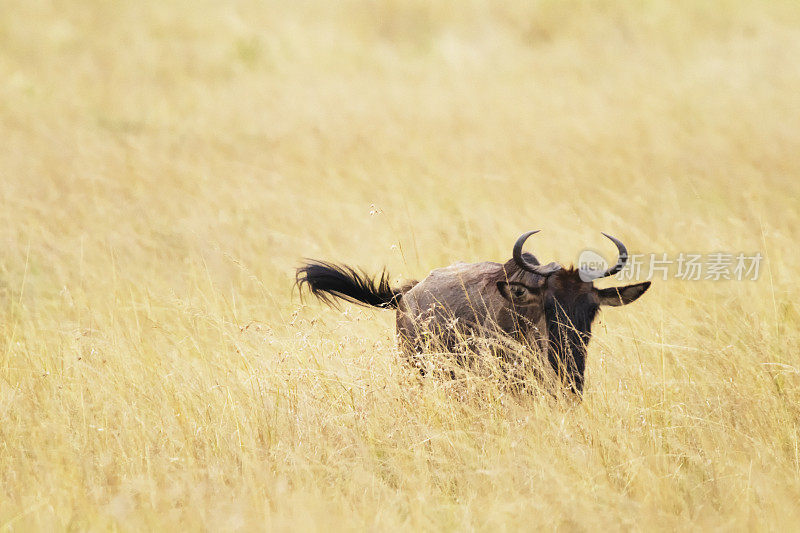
(296, 231, 650, 394)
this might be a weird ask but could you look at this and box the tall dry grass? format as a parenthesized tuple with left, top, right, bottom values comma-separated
(1, 0, 800, 529)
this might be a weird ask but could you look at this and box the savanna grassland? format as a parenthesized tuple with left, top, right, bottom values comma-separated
(2, 0, 800, 530)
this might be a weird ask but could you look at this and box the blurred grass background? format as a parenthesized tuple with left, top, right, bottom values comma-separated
(1, 0, 800, 529)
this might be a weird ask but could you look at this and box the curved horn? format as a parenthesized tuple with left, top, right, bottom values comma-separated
(513, 231, 561, 276)
(599, 232, 628, 278)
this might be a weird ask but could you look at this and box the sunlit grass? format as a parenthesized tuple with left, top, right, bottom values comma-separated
(1, 0, 799, 529)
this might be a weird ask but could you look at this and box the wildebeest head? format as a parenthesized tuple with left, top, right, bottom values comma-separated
(496, 231, 650, 393)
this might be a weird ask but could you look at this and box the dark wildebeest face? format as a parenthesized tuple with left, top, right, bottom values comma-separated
(496, 231, 650, 393)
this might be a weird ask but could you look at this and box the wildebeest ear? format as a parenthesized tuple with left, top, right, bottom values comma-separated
(597, 281, 651, 307)
(497, 281, 541, 306)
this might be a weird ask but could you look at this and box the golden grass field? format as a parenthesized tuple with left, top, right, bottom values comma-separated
(2, 0, 800, 529)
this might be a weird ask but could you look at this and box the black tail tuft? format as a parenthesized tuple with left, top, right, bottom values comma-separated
(295, 260, 401, 309)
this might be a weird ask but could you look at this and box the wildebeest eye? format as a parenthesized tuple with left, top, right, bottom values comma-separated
(497, 281, 539, 305)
